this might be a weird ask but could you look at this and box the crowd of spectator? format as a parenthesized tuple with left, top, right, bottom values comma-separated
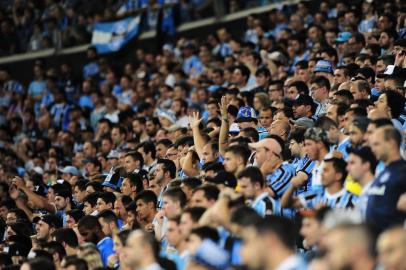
(0, 0, 274, 56)
(1, 0, 406, 269)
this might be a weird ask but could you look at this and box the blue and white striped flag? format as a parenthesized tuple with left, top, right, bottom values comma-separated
(91, 15, 141, 54)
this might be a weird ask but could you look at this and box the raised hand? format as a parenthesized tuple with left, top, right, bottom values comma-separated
(219, 96, 227, 118)
(188, 111, 202, 130)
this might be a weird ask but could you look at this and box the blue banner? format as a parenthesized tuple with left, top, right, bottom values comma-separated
(91, 15, 141, 54)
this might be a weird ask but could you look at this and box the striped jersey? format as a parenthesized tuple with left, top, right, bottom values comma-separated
(250, 192, 281, 217)
(298, 188, 358, 209)
(266, 162, 296, 199)
(291, 155, 316, 195)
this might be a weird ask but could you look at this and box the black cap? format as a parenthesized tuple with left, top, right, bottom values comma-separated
(205, 171, 237, 188)
(293, 94, 316, 107)
(33, 214, 63, 229)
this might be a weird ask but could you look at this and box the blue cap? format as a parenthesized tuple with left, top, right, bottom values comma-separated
(314, 60, 334, 74)
(102, 168, 123, 190)
(192, 240, 230, 270)
(236, 106, 257, 123)
(335, 32, 352, 43)
(61, 166, 79, 176)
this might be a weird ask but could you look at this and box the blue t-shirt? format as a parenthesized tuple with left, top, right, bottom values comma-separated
(97, 237, 115, 266)
(366, 160, 406, 232)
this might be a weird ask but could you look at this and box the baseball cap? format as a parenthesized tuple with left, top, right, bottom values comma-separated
(32, 166, 44, 175)
(249, 138, 282, 155)
(290, 117, 315, 129)
(229, 123, 240, 135)
(236, 106, 257, 123)
(61, 166, 79, 176)
(33, 214, 62, 229)
(157, 110, 176, 124)
(205, 171, 237, 188)
(107, 149, 120, 159)
(314, 60, 334, 74)
(304, 127, 329, 143)
(191, 240, 230, 270)
(377, 65, 406, 79)
(335, 32, 352, 43)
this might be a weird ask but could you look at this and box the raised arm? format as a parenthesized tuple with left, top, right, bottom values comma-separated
(189, 112, 206, 160)
(12, 176, 56, 214)
(218, 96, 229, 157)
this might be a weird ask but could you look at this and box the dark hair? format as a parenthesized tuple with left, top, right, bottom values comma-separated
(334, 90, 354, 104)
(241, 127, 259, 142)
(289, 128, 306, 144)
(75, 180, 89, 192)
(182, 207, 206, 223)
(325, 157, 348, 184)
(383, 90, 406, 119)
(51, 228, 79, 248)
(66, 209, 85, 223)
(163, 188, 187, 208)
(62, 257, 88, 270)
(234, 64, 251, 83)
(78, 215, 101, 231)
(256, 216, 296, 250)
(315, 116, 338, 129)
(125, 173, 144, 193)
(289, 80, 309, 95)
(135, 190, 157, 207)
(230, 206, 262, 226)
(182, 177, 202, 190)
(224, 145, 251, 165)
(371, 118, 393, 128)
(138, 141, 156, 159)
(124, 151, 144, 168)
(25, 258, 55, 270)
(202, 161, 224, 173)
(83, 192, 99, 207)
(157, 159, 177, 179)
(190, 226, 220, 243)
(97, 209, 118, 226)
(255, 66, 271, 77)
(42, 241, 67, 260)
(237, 166, 265, 188)
(156, 139, 172, 148)
(192, 185, 219, 202)
(311, 76, 330, 90)
(97, 192, 116, 205)
(85, 181, 103, 193)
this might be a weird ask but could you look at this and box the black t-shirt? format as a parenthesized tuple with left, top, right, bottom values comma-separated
(366, 160, 406, 233)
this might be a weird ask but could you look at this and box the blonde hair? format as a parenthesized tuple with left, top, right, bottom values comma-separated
(77, 243, 103, 270)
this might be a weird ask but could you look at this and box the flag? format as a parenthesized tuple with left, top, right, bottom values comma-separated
(91, 15, 141, 54)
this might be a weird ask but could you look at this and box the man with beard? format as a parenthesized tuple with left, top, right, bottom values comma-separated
(78, 215, 114, 266)
(146, 117, 160, 138)
(152, 159, 177, 209)
(132, 117, 149, 142)
(171, 98, 189, 128)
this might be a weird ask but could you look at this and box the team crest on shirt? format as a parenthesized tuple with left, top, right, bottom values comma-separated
(379, 172, 390, 184)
